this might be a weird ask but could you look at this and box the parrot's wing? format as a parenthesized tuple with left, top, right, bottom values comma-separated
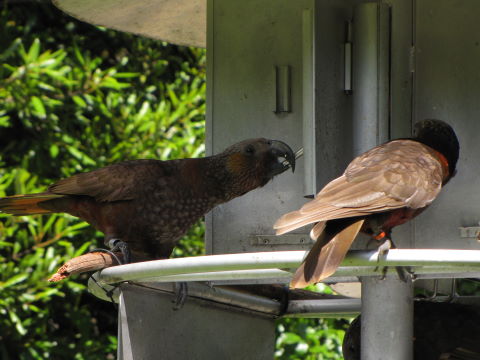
(49, 160, 172, 202)
(275, 140, 445, 235)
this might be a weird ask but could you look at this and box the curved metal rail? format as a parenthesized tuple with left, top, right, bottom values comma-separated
(95, 249, 480, 285)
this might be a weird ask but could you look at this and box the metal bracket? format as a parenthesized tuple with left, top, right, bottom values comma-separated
(274, 65, 291, 113)
(459, 223, 480, 239)
(249, 234, 313, 246)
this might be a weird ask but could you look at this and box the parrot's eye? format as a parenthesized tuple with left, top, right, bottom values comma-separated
(245, 145, 255, 155)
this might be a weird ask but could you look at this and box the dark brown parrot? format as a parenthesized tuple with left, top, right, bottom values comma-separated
(274, 119, 459, 288)
(343, 301, 480, 360)
(0, 138, 295, 262)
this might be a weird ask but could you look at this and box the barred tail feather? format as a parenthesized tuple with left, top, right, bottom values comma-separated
(0, 193, 63, 215)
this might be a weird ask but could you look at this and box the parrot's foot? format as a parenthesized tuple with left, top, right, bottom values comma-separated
(373, 237, 415, 282)
(374, 237, 392, 279)
(108, 239, 131, 264)
(172, 282, 188, 310)
(377, 237, 393, 257)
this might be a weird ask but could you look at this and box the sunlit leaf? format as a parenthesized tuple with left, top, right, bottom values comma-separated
(26, 38, 41, 62)
(0, 274, 28, 289)
(30, 96, 46, 118)
(49, 144, 59, 158)
(72, 95, 87, 108)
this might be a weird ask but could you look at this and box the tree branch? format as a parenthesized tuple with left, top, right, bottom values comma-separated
(48, 251, 123, 282)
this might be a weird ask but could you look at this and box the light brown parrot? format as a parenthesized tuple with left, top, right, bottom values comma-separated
(274, 119, 459, 288)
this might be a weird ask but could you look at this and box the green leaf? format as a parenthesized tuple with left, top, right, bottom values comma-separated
(99, 77, 131, 90)
(26, 38, 41, 62)
(0, 115, 10, 127)
(72, 95, 87, 108)
(73, 241, 92, 257)
(30, 96, 46, 118)
(73, 43, 85, 65)
(9, 310, 27, 336)
(33, 288, 60, 301)
(0, 274, 28, 289)
(49, 144, 59, 158)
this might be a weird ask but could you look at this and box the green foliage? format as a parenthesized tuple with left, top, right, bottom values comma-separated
(276, 317, 348, 360)
(0, 4, 205, 179)
(0, 3, 345, 359)
(0, 3, 205, 359)
(0, 169, 118, 359)
(276, 285, 350, 360)
(457, 279, 480, 296)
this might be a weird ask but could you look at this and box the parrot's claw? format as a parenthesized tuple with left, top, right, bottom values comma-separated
(374, 237, 392, 280)
(373, 238, 392, 274)
(108, 239, 131, 264)
(172, 282, 188, 310)
(377, 238, 393, 257)
(373, 237, 414, 282)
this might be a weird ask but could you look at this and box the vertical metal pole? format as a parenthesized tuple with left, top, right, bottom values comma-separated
(354, 4, 413, 358)
(361, 276, 413, 360)
(117, 297, 123, 360)
(205, 0, 215, 255)
(117, 290, 134, 360)
(302, 7, 316, 196)
(352, 2, 391, 155)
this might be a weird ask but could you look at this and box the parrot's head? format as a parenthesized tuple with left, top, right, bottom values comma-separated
(414, 119, 459, 178)
(220, 138, 296, 195)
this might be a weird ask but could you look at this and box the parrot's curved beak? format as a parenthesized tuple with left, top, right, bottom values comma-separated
(268, 139, 296, 175)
